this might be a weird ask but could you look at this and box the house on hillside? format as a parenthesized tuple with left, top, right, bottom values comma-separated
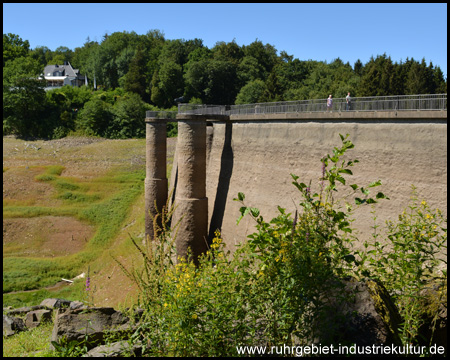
(42, 61, 86, 91)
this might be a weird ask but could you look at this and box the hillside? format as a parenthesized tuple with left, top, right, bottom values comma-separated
(3, 135, 176, 308)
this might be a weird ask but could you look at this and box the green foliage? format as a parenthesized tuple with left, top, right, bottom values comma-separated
(235, 79, 266, 104)
(3, 33, 30, 66)
(357, 186, 447, 346)
(122, 47, 147, 100)
(76, 97, 113, 136)
(3, 31, 447, 139)
(2, 318, 55, 357)
(184, 59, 239, 104)
(3, 57, 48, 137)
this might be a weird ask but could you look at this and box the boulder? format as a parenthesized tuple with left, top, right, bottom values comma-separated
(25, 309, 53, 329)
(40, 298, 72, 309)
(50, 307, 133, 350)
(311, 277, 402, 348)
(3, 314, 26, 337)
(70, 301, 88, 310)
(83, 340, 142, 357)
(417, 283, 447, 349)
(8, 305, 48, 316)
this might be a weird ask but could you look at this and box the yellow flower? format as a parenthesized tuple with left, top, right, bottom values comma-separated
(164, 303, 168, 307)
(426, 214, 432, 219)
(192, 314, 198, 320)
(421, 200, 427, 206)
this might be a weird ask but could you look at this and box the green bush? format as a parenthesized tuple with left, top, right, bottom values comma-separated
(357, 186, 447, 346)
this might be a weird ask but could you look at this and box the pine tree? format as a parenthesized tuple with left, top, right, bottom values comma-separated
(123, 47, 147, 100)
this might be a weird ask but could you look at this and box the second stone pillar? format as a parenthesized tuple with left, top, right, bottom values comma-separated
(173, 114, 208, 264)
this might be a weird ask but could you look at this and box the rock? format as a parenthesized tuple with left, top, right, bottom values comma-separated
(51, 307, 133, 350)
(70, 301, 88, 310)
(3, 314, 26, 337)
(40, 298, 72, 309)
(417, 283, 447, 349)
(8, 305, 48, 316)
(25, 309, 52, 329)
(311, 277, 402, 348)
(83, 340, 142, 357)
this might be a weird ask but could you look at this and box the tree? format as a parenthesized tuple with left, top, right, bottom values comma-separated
(46, 46, 73, 65)
(71, 39, 99, 76)
(3, 56, 48, 137)
(3, 33, 30, 66)
(354, 59, 363, 76)
(264, 70, 283, 102)
(235, 79, 266, 104)
(123, 47, 147, 100)
(185, 59, 238, 104)
(237, 56, 266, 85)
(405, 58, 433, 94)
(242, 40, 278, 78)
(30, 46, 53, 67)
(151, 61, 183, 108)
(116, 47, 136, 86)
(432, 65, 447, 94)
(108, 93, 147, 138)
(212, 39, 243, 66)
(76, 97, 113, 136)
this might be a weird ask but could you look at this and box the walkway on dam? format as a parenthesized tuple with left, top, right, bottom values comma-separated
(146, 93, 447, 120)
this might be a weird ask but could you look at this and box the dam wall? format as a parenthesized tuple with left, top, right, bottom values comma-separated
(204, 111, 447, 252)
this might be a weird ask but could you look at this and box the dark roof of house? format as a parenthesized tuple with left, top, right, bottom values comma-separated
(43, 62, 82, 78)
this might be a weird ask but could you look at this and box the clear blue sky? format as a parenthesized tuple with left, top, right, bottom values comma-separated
(3, 3, 448, 77)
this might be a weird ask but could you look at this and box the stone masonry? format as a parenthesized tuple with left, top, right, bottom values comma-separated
(144, 117, 168, 241)
(171, 114, 209, 263)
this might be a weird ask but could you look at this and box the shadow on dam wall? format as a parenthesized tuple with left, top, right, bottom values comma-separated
(208, 121, 233, 242)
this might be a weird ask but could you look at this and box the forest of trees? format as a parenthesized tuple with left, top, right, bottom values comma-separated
(3, 30, 447, 139)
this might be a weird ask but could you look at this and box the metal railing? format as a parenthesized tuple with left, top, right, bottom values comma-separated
(177, 94, 447, 116)
(177, 104, 229, 116)
(146, 111, 178, 119)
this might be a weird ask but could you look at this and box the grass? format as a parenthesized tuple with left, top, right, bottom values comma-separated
(3, 320, 55, 357)
(3, 168, 144, 294)
(3, 136, 153, 304)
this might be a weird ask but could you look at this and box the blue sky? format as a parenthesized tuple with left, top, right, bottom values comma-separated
(3, 3, 447, 77)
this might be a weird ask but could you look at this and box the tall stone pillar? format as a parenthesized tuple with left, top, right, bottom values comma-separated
(145, 117, 168, 240)
(173, 114, 208, 264)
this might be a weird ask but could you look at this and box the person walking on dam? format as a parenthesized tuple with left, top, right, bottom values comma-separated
(346, 92, 351, 111)
(327, 95, 333, 112)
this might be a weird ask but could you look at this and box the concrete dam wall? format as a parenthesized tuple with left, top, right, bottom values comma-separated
(145, 110, 446, 259)
(203, 111, 447, 253)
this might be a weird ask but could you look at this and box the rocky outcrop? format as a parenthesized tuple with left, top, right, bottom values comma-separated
(83, 340, 142, 357)
(50, 307, 133, 350)
(312, 278, 403, 348)
(3, 314, 26, 337)
(418, 283, 447, 349)
(40, 298, 72, 309)
(25, 309, 52, 329)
